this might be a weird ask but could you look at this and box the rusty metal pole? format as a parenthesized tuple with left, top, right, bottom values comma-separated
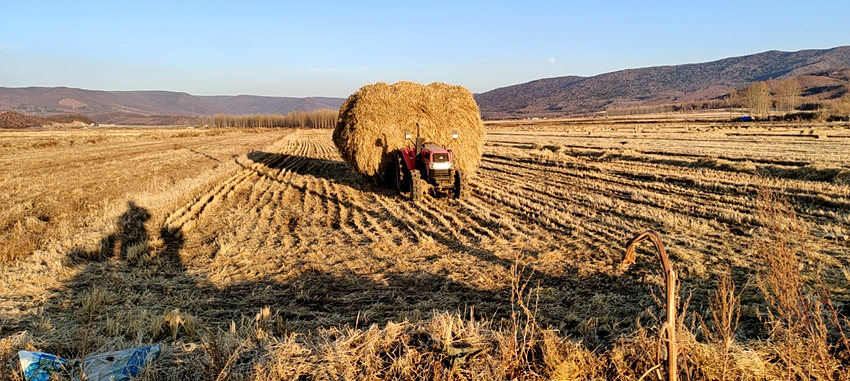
(623, 230, 678, 381)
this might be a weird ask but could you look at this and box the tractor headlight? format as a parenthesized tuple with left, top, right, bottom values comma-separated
(429, 161, 453, 170)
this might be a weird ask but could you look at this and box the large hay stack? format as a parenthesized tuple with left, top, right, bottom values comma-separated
(333, 81, 484, 183)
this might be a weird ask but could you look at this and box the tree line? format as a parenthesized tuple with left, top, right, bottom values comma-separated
(606, 78, 850, 120)
(731, 78, 850, 120)
(197, 109, 338, 129)
(606, 100, 728, 116)
(729, 78, 800, 119)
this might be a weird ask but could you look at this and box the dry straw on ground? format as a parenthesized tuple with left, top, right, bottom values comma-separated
(333, 81, 484, 183)
(3, 122, 850, 380)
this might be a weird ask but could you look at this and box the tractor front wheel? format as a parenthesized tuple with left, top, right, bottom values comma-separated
(454, 170, 469, 199)
(410, 171, 425, 202)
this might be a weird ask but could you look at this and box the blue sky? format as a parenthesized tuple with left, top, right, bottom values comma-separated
(1, 1, 848, 97)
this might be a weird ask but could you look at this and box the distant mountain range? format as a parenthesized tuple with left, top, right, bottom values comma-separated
(2, 46, 850, 123)
(475, 46, 850, 119)
(0, 87, 344, 124)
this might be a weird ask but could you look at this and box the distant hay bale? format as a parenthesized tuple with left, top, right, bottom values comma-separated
(333, 81, 484, 183)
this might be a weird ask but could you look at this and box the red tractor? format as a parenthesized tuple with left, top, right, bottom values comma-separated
(395, 126, 468, 201)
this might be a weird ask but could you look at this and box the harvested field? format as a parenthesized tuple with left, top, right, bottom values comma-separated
(0, 128, 290, 264)
(1, 122, 850, 380)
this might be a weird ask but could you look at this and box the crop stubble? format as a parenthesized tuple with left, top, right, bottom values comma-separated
(1, 123, 849, 377)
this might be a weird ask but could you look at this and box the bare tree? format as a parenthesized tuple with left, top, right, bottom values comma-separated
(775, 78, 800, 114)
(835, 94, 850, 121)
(726, 86, 738, 119)
(742, 81, 771, 119)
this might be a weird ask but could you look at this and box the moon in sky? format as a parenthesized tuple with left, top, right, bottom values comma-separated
(548, 57, 556, 64)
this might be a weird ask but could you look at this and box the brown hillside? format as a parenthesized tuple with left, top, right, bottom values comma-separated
(476, 46, 850, 118)
(0, 87, 344, 125)
(0, 111, 95, 129)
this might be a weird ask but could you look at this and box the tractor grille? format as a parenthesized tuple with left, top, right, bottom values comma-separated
(431, 169, 451, 180)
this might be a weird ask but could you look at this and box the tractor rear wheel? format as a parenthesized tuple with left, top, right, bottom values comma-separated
(396, 153, 409, 193)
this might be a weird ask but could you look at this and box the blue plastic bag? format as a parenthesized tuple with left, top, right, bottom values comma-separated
(17, 351, 66, 381)
(19, 344, 161, 381)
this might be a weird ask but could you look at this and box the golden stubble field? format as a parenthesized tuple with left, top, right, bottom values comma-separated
(1, 121, 849, 380)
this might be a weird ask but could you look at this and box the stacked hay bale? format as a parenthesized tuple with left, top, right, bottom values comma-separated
(333, 81, 484, 184)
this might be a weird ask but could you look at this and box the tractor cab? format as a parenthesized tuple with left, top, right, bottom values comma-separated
(418, 144, 455, 185)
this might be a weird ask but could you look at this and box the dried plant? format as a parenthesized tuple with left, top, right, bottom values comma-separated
(698, 267, 748, 381)
(755, 189, 848, 380)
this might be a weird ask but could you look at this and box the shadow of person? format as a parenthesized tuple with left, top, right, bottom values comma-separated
(67, 201, 183, 271)
(81, 201, 150, 261)
(4, 201, 185, 360)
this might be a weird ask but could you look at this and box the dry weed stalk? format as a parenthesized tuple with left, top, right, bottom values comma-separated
(754, 189, 848, 380)
(698, 267, 748, 381)
(203, 327, 251, 381)
(72, 288, 99, 381)
(0, 334, 20, 381)
(501, 250, 543, 378)
(623, 230, 678, 381)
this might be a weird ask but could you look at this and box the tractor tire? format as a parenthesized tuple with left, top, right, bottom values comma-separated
(410, 171, 424, 202)
(395, 153, 409, 193)
(454, 170, 470, 199)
